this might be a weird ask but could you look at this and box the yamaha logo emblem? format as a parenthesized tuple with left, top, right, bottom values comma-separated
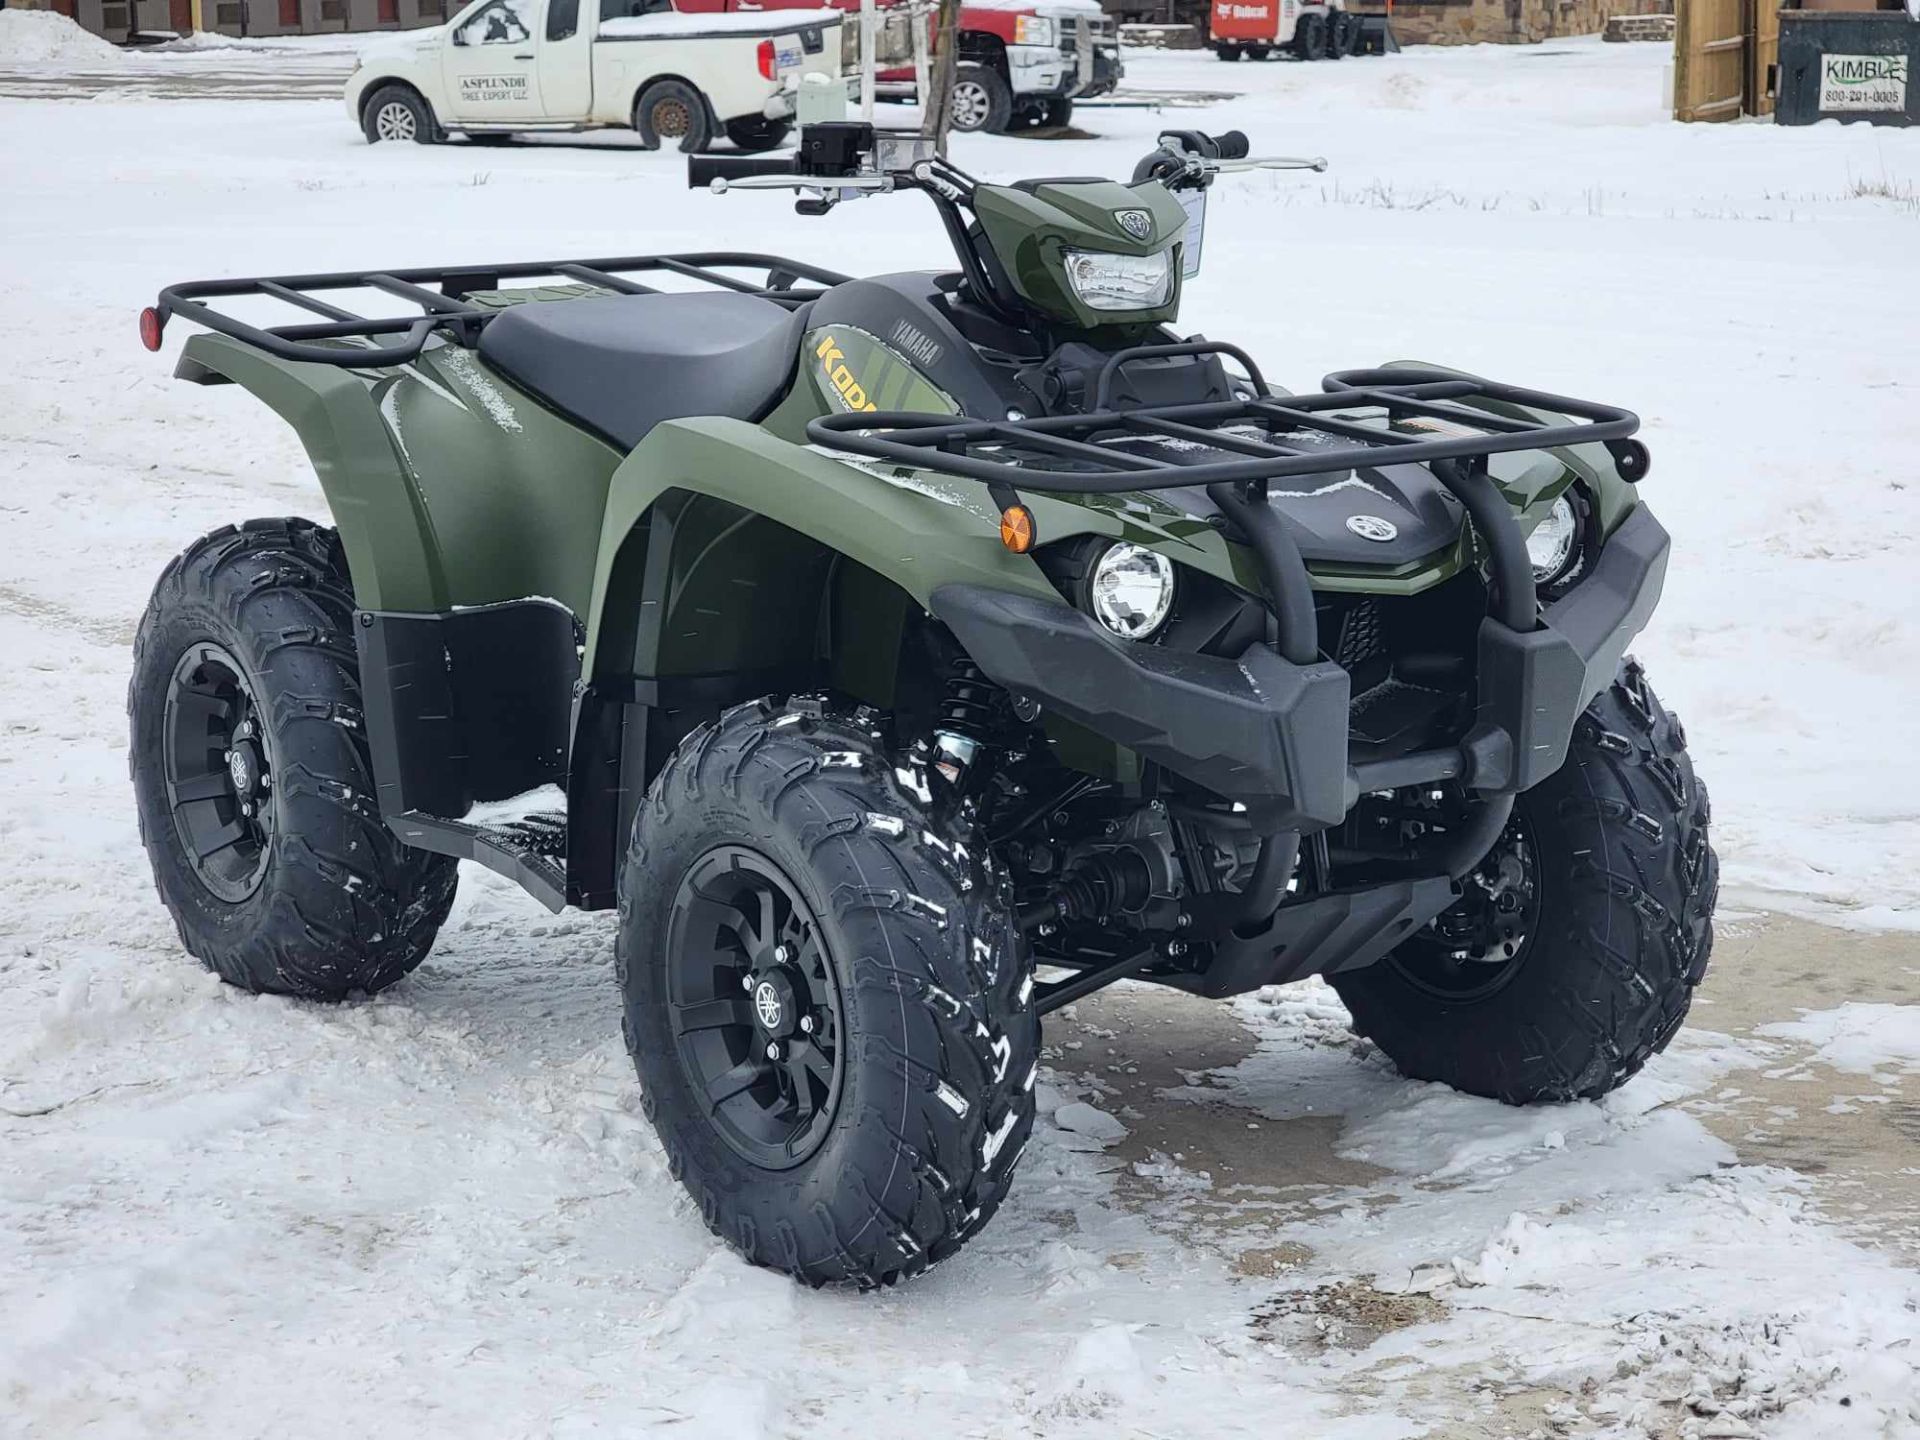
(1115, 208, 1153, 241)
(1346, 514, 1399, 543)
(753, 980, 784, 1032)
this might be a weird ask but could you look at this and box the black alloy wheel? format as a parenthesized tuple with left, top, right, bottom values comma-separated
(163, 640, 275, 903)
(1388, 813, 1541, 1003)
(666, 845, 845, 1169)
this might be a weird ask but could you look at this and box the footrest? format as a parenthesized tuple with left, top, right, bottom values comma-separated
(388, 808, 568, 913)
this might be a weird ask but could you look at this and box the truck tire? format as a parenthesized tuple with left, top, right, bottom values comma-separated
(617, 698, 1039, 1287)
(362, 83, 438, 145)
(1292, 12, 1329, 60)
(1247, 44, 1272, 60)
(1331, 11, 1358, 56)
(1331, 661, 1717, 1105)
(724, 116, 791, 153)
(129, 519, 459, 1000)
(1214, 42, 1243, 61)
(1042, 96, 1072, 127)
(634, 78, 714, 153)
(949, 63, 1014, 134)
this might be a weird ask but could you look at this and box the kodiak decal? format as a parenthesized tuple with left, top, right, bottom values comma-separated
(815, 332, 878, 413)
(805, 324, 960, 418)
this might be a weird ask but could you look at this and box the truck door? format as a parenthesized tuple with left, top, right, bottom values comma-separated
(443, 0, 548, 122)
(539, 0, 594, 120)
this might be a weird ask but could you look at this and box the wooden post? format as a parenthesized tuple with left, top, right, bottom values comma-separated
(922, 0, 963, 157)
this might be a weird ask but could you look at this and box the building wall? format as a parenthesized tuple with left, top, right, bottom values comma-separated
(1344, 0, 1673, 45)
(1115, 0, 1677, 45)
(18, 0, 446, 41)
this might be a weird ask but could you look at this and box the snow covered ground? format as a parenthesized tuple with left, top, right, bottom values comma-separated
(3, 29, 1919, 1440)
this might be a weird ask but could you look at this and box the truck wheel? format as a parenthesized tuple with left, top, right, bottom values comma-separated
(949, 63, 1014, 134)
(634, 79, 714, 153)
(1331, 11, 1358, 56)
(1215, 42, 1243, 61)
(1332, 661, 1716, 1105)
(129, 519, 459, 1000)
(1042, 97, 1072, 127)
(362, 83, 437, 145)
(1247, 44, 1272, 60)
(617, 699, 1039, 1287)
(724, 116, 791, 153)
(1293, 12, 1329, 60)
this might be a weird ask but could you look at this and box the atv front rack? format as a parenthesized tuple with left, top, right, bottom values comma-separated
(144, 252, 851, 369)
(807, 366, 1648, 496)
(813, 363, 1647, 668)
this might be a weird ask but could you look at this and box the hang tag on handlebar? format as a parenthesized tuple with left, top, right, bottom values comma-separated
(1175, 187, 1207, 279)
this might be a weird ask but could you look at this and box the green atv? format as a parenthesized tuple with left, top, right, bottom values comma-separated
(131, 123, 1716, 1287)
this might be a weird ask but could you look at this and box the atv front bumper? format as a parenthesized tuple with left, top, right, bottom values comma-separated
(931, 503, 1670, 834)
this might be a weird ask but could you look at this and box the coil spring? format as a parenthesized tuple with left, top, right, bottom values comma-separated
(939, 656, 1001, 745)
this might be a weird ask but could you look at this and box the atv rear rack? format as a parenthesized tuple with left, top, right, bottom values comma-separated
(144, 252, 851, 369)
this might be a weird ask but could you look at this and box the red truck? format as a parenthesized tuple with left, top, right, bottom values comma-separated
(726, 0, 1121, 132)
(1210, 0, 1358, 60)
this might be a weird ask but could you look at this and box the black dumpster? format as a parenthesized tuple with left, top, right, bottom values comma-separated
(1776, 10, 1919, 126)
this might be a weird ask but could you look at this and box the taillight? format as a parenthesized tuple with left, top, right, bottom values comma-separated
(757, 37, 776, 79)
(139, 306, 164, 352)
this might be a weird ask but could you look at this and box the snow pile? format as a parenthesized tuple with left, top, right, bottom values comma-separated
(1158, 986, 1920, 1438)
(0, 8, 123, 65)
(1759, 1002, 1920, 1077)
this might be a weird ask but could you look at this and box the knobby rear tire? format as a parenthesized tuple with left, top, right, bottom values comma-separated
(129, 519, 458, 999)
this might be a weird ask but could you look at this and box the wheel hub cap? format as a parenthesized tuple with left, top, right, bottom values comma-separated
(376, 103, 415, 141)
(665, 846, 845, 1169)
(751, 970, 799, 1039)
(226, 742, 259, 799)
(952, 83, 988, 128)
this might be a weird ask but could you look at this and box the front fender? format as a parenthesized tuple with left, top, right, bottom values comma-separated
(580, 417, 1224, 679)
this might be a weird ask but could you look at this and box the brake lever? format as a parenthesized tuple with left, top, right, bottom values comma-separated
(707, 174, 897, 194)
(1214, 155, 1328, 173)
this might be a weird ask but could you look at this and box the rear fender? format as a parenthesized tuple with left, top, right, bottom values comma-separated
(176, 332, 446, 612)
(178, 332, 618, 844)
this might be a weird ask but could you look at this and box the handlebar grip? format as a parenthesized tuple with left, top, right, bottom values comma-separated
(687, 154, 798, 189)
(1212, 130, 1250, 161)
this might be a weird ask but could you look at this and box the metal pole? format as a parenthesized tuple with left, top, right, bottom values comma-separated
(911, 0, 931, 127)
(860, 0, 877, 122)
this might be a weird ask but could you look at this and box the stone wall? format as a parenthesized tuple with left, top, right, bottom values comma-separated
(1345, 0, 1672, 45)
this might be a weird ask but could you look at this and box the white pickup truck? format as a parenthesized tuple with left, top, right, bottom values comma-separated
(346, 0, 847, 153)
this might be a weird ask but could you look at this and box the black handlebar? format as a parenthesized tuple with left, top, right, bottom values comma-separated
(687, 154, 798, 189)
(1132, 129, 1253, 185)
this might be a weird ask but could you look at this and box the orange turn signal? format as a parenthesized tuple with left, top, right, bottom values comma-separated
(999, 504, 1035, 554)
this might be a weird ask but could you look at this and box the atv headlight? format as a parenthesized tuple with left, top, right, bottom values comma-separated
(1062, 249, 1173, 313)
(1090, 543, 1176, 640)
(1527, 495, 1580, 587)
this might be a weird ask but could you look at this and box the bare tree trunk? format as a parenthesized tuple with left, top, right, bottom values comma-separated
(920, 0, 964, 157)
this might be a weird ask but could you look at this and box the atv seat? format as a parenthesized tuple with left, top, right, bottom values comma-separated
(477, 291, 807, 452)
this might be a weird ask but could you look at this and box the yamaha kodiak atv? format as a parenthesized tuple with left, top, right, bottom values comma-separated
(130, 124, 1716, 1287)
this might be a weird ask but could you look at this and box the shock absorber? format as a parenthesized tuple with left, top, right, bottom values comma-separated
(932, 655, 1000, 787)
